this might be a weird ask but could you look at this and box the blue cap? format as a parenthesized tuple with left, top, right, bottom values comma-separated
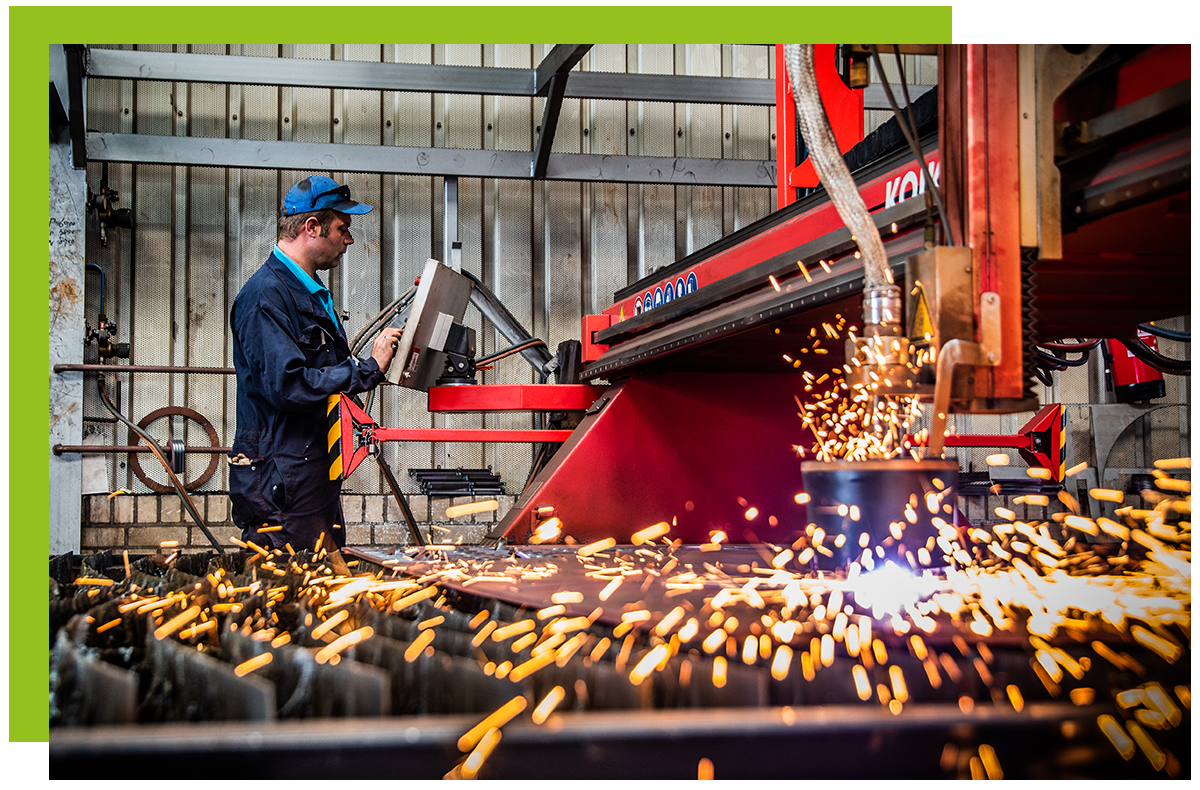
(281, 176, 373, 217)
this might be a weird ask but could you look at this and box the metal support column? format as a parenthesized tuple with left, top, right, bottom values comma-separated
(49, 48, 89, 551)
(443, 176, 459, 271)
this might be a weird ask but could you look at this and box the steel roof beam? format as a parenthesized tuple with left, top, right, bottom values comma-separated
(85, 47, 778, 105)
(565, 71, 773, 105)
(86, 48, 534, 95)
(533, 72, 570, 179)
(534, 44, 591, 95)
(86, 132, 776, 188)
(532, 46, 592, 178)
(87, 48, 931, 109)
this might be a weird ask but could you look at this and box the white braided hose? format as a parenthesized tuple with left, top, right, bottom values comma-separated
(784, 44, 891, 290)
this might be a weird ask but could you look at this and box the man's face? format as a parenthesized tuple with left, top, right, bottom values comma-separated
(310, 212, 353, 270)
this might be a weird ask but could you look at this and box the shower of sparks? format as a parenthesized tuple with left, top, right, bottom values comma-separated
(69, 427, 1190, 781)
(788, 315, 929, 462)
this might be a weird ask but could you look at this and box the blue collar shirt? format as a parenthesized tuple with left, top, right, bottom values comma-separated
(273, 244, 341, 333)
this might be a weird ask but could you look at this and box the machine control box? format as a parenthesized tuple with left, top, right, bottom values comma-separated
(387, 258, 474, 390)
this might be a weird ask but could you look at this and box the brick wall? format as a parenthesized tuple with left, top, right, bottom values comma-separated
(80, 493, 517, 554)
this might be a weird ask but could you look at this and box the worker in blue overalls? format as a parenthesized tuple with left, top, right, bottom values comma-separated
(229, 176, 403, 553)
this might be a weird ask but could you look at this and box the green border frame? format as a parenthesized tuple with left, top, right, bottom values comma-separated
(17, 5, 951, 744)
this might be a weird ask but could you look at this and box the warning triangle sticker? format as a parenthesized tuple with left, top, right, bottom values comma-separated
(909, 284, 934, 340)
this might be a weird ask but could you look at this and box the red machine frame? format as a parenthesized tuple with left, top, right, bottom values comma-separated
(329, 386, 602, 479)
(774, 44, 865, 207)
(333, 45, 1189, 547)
(906, 403, 1068, 482)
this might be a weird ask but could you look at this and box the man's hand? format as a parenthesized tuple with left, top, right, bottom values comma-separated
(370, 327, 405, 373)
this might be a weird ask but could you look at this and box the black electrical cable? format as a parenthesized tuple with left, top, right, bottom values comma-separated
(350, 298, 401, 353)
(353, 286, 417, 415)
(96, 377, 225, 552)
(1034, 337, 1099, 382)
(1036, 349, 1090, 368)
(891, 48, 923, 176)
(869, 45, 955, 248)
(891, 47, 940, 243)
(1121, 335, 1191, 376)
(1039, 339, 1102, 352)
(1099, 337, 1115, 389)
(1036, 354, 1067, 372)
(351, 286, 416, 355)
(1138, 323, 1190, 342)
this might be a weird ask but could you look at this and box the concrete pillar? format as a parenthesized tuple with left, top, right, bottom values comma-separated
(49, 134, 87, 555)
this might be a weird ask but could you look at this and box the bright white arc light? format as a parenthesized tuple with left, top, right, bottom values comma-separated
(849, 561, 940, 619)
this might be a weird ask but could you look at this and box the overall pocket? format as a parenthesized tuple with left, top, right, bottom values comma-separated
(297, 324, 337, 368)
(228, 458, 286, 528)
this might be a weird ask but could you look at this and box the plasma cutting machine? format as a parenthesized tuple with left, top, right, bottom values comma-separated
(52, 43, 1191, 781)
(330, 44, 1190, 552)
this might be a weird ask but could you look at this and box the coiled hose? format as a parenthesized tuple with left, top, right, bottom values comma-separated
(97, 377, 225, 553)
(783, 44, 891, 290)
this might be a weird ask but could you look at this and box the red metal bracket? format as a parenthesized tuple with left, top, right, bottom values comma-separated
(428, 384, 607, 412)
(581, 314, 613, 363)
(335, 394, 573, 479)
(490, 372, 810, 545)
(906, 403, 1067, 481)
(775, 44, 865, 208)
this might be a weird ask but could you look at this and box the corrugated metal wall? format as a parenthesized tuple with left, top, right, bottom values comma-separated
(82, 44, 779, 496)
(865, 53, 938, 135)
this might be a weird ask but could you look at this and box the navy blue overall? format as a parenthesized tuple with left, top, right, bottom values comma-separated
(229, 253, 385, 551)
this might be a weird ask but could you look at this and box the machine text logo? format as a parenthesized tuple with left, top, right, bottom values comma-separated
(884, 160, 940, 208)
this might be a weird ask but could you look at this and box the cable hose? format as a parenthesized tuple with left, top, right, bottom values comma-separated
(868, 46, 956, 248)
(1138, 322, 1190, 342)
(783, 44, 891, 289)
(352, 286, 417, 415)
(1040, 339, 1102, 351)
(458, 268, 557, 377)
(349, 297, 401, 353)
(476, 339, 549, 367)
(96, 377, 225, 553)
(350, 286, 417, 355)
(1036, 348, 1091, 368)
(1121, 335, 1191, 376)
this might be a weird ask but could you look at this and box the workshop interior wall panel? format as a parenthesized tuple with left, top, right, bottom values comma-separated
(84, 44, 777, 496)
(733, 43, 774, 234)
(184, 165, 229, 490)
(539, 45, 587, 375)
(865, 52, 938, 136)
(441, 175, 486, 475)
(682, 44, 724, 258)
(126, 45, 175, 490)
(82, 54, 132, 494)
(584, 49, 633, 313)
(378, 44, 438, 493)
(437, 46, 488, 475)
(482, 42, 539, 484)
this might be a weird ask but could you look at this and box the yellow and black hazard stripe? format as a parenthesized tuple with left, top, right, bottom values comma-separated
(1058, 405, 1067, 482)
(328, 394, 343, 481)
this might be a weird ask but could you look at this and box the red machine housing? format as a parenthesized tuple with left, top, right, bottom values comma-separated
(344, 45, 1188, 547)
(485, 372, 817, 546)
(1108, 331, 1166, 403)
(775, 44, 865, 207)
